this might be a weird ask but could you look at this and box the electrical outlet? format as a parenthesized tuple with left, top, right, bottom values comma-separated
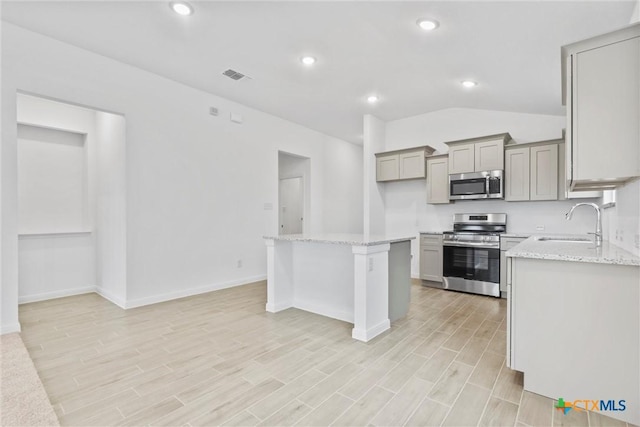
(535, 225, 545, 231)
(237, 259, 242, 268)
(368, 257, 373, 272)
(209, 107, 219, 116)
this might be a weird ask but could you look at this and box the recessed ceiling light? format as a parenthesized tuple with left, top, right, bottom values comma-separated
(417, 19, 439, 31)
(301, 56, 316, 66)
(367, 95, 379, 104)
(461, 80, 478, 88)
(170, 1, 194, 16)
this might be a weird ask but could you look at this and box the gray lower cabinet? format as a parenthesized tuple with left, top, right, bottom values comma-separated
(500, 236, 527, 295)
(420, 234, 443, 282)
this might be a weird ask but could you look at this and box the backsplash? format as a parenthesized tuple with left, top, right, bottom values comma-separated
(602, 179, 640, 256)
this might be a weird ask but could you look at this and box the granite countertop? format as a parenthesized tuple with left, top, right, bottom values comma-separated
(501, 233, 532, 239)
(506, 235, 640, 266)
(419, 231, 443, 235)
(263, 233, 415, 246)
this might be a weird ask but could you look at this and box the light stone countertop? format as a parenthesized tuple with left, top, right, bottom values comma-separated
(263, 233, 415, 246)
(501, 233, 532, 239)
(506, 235, 640, 266)
(419, 231, 443, 235)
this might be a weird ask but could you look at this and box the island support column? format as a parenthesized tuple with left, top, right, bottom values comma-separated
(351, 243, 391, 342)
(264, 239, 294, 312)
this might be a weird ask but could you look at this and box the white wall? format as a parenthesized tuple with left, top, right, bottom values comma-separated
(95, 111, 127, 306)
(363, 115, 386, 236)
(18, 125, 88, 233)
(18, 233, 96, 303)
(16, 95, 98, 304)
(1, 23, 363, 328)
(385, 108, 600, 277)
(322, 137, 363, 234)
(603, 180, 640, 256)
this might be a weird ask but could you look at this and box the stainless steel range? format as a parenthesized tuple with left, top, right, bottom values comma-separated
(442, 213, 506, 298)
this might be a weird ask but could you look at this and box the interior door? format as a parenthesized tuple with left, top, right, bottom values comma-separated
(279, 176, 303, 235)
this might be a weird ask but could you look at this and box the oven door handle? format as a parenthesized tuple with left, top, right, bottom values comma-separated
(443, 241, 499, 249)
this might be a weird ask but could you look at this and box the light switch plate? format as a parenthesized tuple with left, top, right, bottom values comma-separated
(230, 113, 243, 124)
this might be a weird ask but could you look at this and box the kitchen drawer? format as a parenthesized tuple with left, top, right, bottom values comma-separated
(501, 237, 527, 251)
(420, 234, 442, 246)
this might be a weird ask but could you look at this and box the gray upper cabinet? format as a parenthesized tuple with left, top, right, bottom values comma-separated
(562, 23, 640, 191)
(505, 141, 559, 202)
(475, 138, 505, 171)
(375, 146, 435, 182)
(530, 144, 558, 200)
(426, 155, 450, 204)
(399, 150, 426, 180)
(558, 142, 602, 200)
(505, 147, 530, 201)
(445, 133, 511, 174)
(448, 143, 475, 174)
(376, 153, 399, 181)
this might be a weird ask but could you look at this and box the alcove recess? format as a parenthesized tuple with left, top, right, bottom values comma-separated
(17, 93, 127, 306)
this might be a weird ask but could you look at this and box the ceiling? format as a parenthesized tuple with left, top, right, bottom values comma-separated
(1, 1, 636, 144)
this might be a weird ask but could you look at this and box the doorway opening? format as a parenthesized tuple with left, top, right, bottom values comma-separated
(278, 151, 310, 235)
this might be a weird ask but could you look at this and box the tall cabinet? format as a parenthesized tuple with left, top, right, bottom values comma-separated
(562, 23, 640, 191)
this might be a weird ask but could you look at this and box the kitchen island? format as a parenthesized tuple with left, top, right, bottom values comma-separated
(263, 234, 414, 342)
(506, 236, 639, 425)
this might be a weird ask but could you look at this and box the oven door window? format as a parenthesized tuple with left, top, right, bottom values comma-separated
(443, 246, 499, 283)
(450, 178, 486, 196)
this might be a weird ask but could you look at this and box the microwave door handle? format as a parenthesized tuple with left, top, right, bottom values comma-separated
(485, 176, 490, 194)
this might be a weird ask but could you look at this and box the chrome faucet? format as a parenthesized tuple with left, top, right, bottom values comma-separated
(565, 203, 602, 246)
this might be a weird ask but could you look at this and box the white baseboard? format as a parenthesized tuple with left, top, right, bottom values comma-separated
(124, 275, 267, 309)
(351, 319, 391, 342)
(14, 276, 266, 312)
(95, 287, 126, 309)
(266, 301, 293, 313)
(18, 286, 96, 304)
(1, 323, 22, 335)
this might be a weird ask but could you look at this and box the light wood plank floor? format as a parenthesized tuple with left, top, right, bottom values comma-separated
(19, 281, 632, 427)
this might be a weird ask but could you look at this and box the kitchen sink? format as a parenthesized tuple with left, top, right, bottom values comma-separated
(535, 236, 592, 243)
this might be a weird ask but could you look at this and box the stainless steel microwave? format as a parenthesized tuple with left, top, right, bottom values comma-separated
(449, 170, 504, 200)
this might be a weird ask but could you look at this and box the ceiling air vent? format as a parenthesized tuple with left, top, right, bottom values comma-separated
(222, 69, 248, 81)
